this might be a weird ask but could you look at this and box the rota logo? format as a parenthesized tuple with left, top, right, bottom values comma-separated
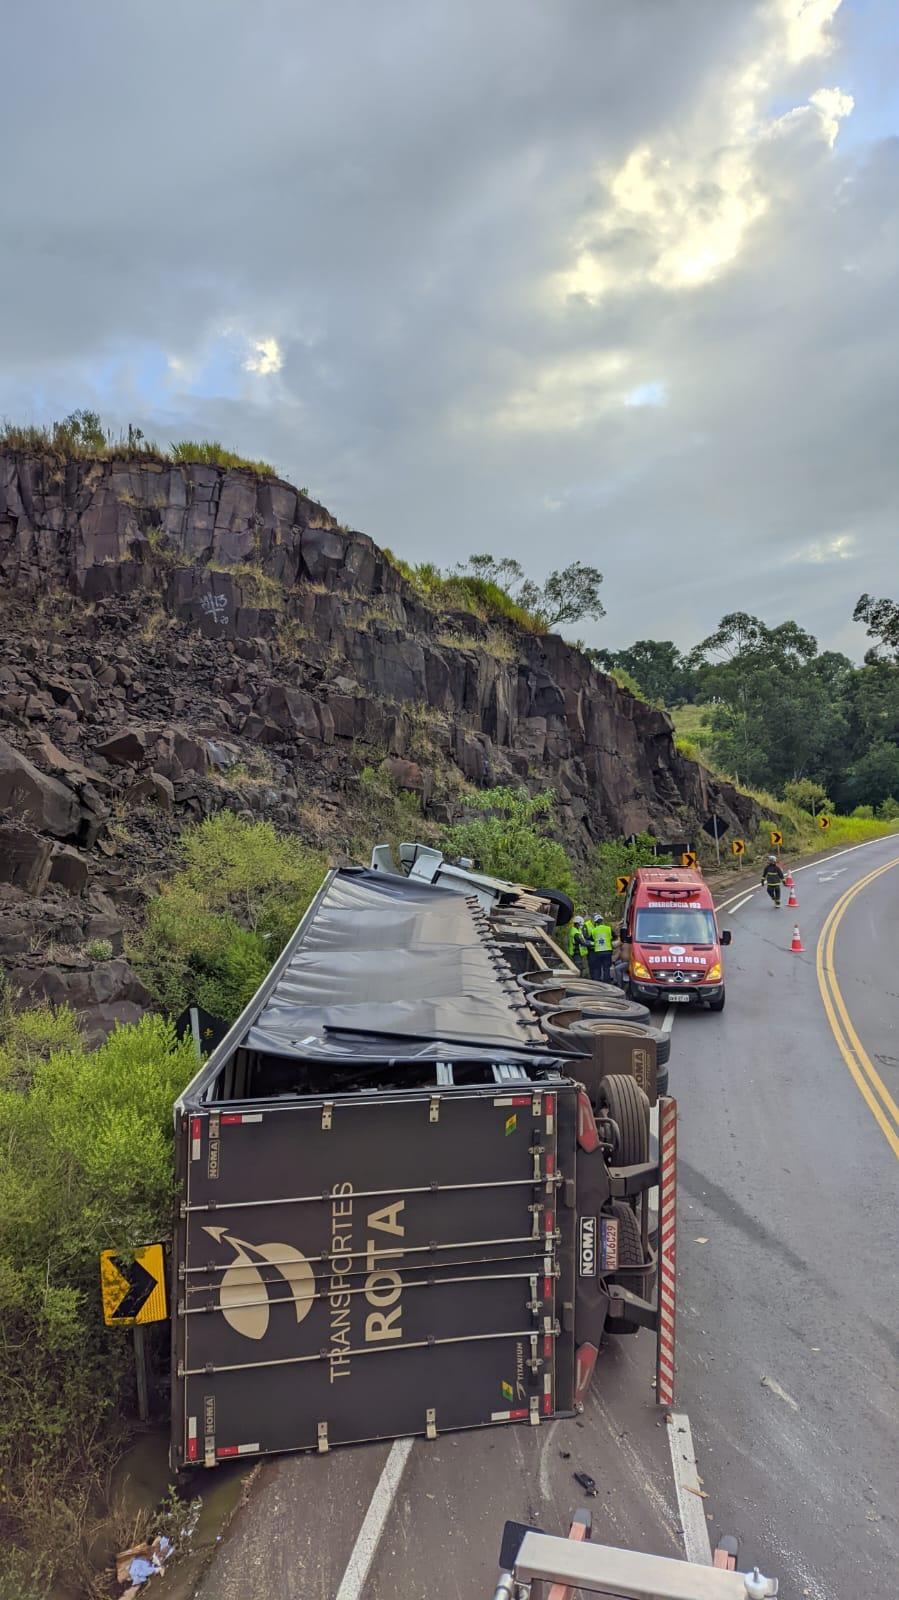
(204, 1226, 315, 1341)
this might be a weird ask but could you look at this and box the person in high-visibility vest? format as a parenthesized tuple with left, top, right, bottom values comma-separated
(570, 915, 591, 973)
(588, 913, 614, 982)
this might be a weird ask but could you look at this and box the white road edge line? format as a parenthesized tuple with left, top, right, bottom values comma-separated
(660, 1006, 677, 1035)
(715, 833, 897, 913)
(666, 1412, 713, 1567)
(334, 1436, 414, 1600)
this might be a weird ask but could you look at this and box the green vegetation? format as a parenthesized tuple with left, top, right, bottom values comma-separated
(0, 411, 277, 476)
(441, 787, 576, 897)
(135, 812, 325, 1021)
(436, 627, 519, 662)
(85, 937, 114, 962)
(207, 560, 284, 607)
(170, 438, 276, 475)
(580, 834, 672, 917)
(0, 995, 197, 1592)
(618, 605, 899, 817)
(383, 550, 604, 637)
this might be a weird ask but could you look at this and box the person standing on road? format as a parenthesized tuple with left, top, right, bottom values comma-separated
(588, 913, 614, 982)
(761, 854, 785, 906)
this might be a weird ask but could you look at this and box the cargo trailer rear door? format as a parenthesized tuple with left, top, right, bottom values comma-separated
(172, 1085, 574, 1465)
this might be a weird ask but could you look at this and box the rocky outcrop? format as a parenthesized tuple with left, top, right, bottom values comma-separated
(0, 450, 754, 1029)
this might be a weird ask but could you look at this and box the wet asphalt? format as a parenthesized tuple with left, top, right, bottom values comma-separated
(673, 836, 899, 1600)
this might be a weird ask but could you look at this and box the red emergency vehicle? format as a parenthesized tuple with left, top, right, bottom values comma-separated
(621, 866, 731, 1011)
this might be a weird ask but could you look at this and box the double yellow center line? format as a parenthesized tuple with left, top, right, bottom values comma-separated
(816, 856, 899, 1159)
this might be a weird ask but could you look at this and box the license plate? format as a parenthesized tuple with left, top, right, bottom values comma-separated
(667, 993, 690, 1003)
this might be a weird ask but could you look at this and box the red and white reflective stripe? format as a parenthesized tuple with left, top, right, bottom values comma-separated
(187, 1416, 198, 1461)
(542, 1371, 553, 1416)
(220, 1113, 263, 1125)
(190, 1116, 202, 1161)
(216, 1441, 260, 1458)
(545, 1093, 555, 1135)
(656, 1094, 677, 1408)
(490, 1408, 529, 1422)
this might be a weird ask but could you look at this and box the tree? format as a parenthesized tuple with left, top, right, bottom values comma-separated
(518, 561, 605, 629)
(58, 409, 106, 450)
(592, 639, 694, 705)
(837, 742, 899, 811)
(854, 593, 899, 662)
(783, 778, 832, 815)
(441, 787, 575, 896)
(687, 613, 844, 790)
(455, 555, 605, 631)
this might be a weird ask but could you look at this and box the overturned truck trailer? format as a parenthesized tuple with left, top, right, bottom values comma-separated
(171, 868, 673, 1468)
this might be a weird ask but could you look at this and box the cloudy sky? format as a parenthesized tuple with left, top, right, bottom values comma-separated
(2, 0, 897, 656)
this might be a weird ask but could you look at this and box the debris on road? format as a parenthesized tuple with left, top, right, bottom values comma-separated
(760, 1375, 800, 1411)
(573, 1471, 598, 1497)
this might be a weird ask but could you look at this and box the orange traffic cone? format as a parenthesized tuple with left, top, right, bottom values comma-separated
(784, 870, 794, 888)
(790, 924, 804, 953)
(788, 882, 798, 908)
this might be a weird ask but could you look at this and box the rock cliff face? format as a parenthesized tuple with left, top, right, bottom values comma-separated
(0, 451, 753, 1029)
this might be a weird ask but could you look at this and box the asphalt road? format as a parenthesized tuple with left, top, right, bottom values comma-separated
(673, 835, 899, 1600)
(188, 833, 899, 1599)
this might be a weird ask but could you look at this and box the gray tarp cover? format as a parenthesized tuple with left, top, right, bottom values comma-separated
(243, 869, 546, 1061)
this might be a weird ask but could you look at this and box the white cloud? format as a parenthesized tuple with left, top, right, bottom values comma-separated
(788, 532, 857, 564)
(555, 0, 851, 303)
(809, 86, 855, 147)
(244, 337, 283, 376)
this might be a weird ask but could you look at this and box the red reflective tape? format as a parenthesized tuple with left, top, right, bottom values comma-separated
(545, 1154, 555, 1174)
(216, 1445, 238, 1458)
(543, 1333, 552, 1357)
(544, 1211, 554, 1233)
(655, 1095, 677, 1407)
(510, 1408, 528, 1420)
(543, 1393, 552, 1416)
(510, 1095, 531, 1105)
(543, 1275, 552, 1299)
(186, 1436, 198, 1461)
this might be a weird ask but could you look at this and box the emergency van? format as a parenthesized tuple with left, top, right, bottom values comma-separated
(621, 867, 731, 1011)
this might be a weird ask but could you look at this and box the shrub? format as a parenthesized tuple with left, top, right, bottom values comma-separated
(878, 795, 899, 819)
(850, 804, 874, 820)
(783, 778, 832, 815)
(441, 787, 576, 896)
(580, 834, 672, 917)
(135, 813, 325, 1020)
(0, 1013, 198, 1584)
(85, 938, 114, 962)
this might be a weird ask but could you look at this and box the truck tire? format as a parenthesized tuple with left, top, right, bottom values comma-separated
(595, 1074, 649, 1165)
(566, 1016, 670, 1066)
(606, 1201, 646, 1337)
(531, 887, 574, 928)
(531, 989, 650, 1023)
(707, 990, 726, 1012)
(657, 1064, 669, 1099)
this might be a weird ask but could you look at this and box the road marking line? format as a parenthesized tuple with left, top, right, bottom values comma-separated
(727, 892, 754, 913)
(660, 1008, 676, 1035)
(761, 1374, 800, 1411)
(334, 1436, 414, 1600)
(816, 857, 899, 1158)
(665, 1413, 713, 1566)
